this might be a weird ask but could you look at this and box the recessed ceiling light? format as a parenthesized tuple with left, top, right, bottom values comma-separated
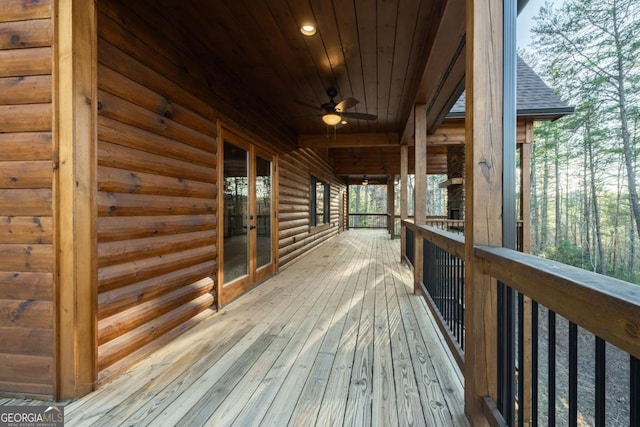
(300, 24, 317, 36)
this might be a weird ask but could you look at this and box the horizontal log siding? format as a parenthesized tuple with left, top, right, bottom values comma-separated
(0, 0, 54, 398)
(278, 149, 345, 268)
(96, 1, 217, 379)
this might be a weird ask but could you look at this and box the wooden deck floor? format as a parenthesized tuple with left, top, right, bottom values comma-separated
(3, 230, 468, 426)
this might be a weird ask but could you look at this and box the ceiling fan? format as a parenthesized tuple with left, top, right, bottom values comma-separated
(302, 87, 377, 126)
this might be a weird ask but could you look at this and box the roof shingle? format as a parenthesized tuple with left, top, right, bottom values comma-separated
(447, 56, 574, 121)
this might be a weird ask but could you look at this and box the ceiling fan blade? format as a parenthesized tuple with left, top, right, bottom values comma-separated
(342, 111, 377, 120)
(335, 97, 359, 112)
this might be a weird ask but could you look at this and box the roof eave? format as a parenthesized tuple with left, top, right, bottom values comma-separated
(445, 106, 575, 122)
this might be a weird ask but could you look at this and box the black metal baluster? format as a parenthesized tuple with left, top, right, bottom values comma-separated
(498, 283, 516, 425)
(454, 257, 462, 347)
(498, 283, 505, 416)
(460, 256, 465, 351)
(425, 242, 431, 295)
(518, 291, 525, 427)
(595, 337, 605, 427)
(445, 250, 449, 326)
(440, 247, 444, 316)
(448, 252, 453, 329)
(631, 355, 640, 427)
(569, 322, 578, 427)
(549, 310, 556, 426)
(440, 247, 445, 318)
(434, 245, 439, 311)
(432, 244, 437, 307)
(532, 301, 538, 427)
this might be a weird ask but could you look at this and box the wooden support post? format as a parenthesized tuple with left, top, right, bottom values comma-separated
(520, 123, 534, 425)
(387, 175, 395, 238)
(464, 0, 503, 423)
(414, 104, 427, 294)
(521, 122, 533, 254)
(54, 0, 98, 399)
(400, 145, 408, 261)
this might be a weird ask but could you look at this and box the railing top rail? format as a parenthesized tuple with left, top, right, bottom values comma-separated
(476, 245, 640, 360)
(348, 213, 388, 215)
(404, 221, 465, 256)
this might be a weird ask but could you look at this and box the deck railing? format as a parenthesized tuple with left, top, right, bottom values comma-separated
(348, 213, 388, 229)
(402, 219, 640, 426)
(394, 216, 465, 239)
(422, 229, 465, 368)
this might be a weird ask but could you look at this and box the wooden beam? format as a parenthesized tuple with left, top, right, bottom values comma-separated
(55, 0, 97, 399)
(414, 104, 427, 226)
(414, 104, 427, 294)
(298, 132, 399, 148)
(464, 0, 502, 422)
(400, 0, 466, 146)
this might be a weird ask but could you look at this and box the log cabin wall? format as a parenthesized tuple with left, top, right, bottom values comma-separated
(95, 1, 218, 379)
(0, 1, 55, 398)
(278, 148, 345, 268)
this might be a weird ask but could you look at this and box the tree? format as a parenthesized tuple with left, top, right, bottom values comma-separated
(533, 0, 640, 242)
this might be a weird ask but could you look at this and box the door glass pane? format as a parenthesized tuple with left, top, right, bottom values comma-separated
(223, 142, 248, 284)
(256, 156, 272, 269)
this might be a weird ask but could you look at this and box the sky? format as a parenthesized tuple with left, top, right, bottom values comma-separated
(517, 0, 563, 48)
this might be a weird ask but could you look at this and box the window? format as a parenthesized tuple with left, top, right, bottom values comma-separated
(311, 176, 330, 227)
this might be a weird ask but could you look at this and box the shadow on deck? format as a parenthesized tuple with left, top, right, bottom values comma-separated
(3, 230, 468, 426)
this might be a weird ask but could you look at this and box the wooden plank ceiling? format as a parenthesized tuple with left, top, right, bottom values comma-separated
(146, 0, 467, 176)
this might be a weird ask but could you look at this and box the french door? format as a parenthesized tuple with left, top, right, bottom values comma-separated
(219, 130, 275, 306)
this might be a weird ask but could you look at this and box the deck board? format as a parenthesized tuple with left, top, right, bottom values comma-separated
(5, 231, 469, 426)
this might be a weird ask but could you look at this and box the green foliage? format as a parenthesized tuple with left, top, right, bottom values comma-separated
(527, 0, 640, 285)
(539, 239, 591, 270)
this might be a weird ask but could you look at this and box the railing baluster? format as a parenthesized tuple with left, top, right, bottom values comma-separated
(549, 310, 556, 426)
(631, 355, 640, 427)
(569, 322, 578, 427)
(438, 246, 443, 315)
(532, 300, 538, 427)
(595, 337, 606, 427)
(498, 282, 516, 425)
(459, 257, 464, 350)
(456, 256, 462, 346)
(447, 251, 452, 328)
(412, 224, 466, 361)
(518, 291, 525, 427)
(426, 242, 436, 295)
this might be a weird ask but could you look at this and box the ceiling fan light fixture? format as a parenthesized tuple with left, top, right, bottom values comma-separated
(300, 24, 317, 36)
(362, 175, 369, 186)
(322, 113, 341, 126)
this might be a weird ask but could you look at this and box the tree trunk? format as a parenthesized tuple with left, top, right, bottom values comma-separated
(612, 0, 640, 241)
(542, 137, 550, 249)
(554, 128, 561, 246)
(586, 122, 606, 275)
(531, 141, 540, 252)
(582, 130, 591, 268)
(611, 156, 624, 275)
(630, 215, 636, 282)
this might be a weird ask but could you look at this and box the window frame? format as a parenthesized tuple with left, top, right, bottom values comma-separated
(310, 176, 330, 227)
